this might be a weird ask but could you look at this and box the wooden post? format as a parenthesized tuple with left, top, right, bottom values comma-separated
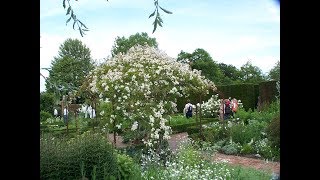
(61, 98, 64, 121)
(199, 94, 203, 140)
(195, 105, 198, 123)
(75, 110, 78, 133)
(91, 101, 95, 132)
(113, 120, 116, 146)
(66, 104, 69, 135)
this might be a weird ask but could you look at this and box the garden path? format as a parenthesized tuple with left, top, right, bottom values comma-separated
(107, 132, 280, 175)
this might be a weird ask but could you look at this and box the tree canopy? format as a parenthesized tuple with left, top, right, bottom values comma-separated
(267, 60, 280, 81)
(177, 48, 224, 85)
(45, 38, 95, 99)
(239, 61, 266, 84)
(111, 32, 158, 57)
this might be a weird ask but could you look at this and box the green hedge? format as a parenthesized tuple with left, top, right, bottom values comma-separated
(176, 81, 278, 112)
(171, 118, 218, 133)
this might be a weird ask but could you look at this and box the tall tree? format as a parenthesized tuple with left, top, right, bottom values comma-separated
(239, 60, 266, 84)
(217, 63, 242, 85)
(111, 32, 158, 57)
(45, 38, 95, 98)
(177, 48, 224, 85)
(267, 60, 280, 81)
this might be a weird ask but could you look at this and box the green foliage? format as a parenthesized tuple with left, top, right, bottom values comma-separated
(119, 144, 146, 163)
(40, 132, 118, 179)
(239, 60, 267, 84)
(267, 60, 280, 81)
(40, 92, 55, 113)
(258, 80, 279, 111)
(167, 114, 196, 126)
(217, 63, 243, 85)
(177, 48, 224, 85)
(266, 114, 280, 148)
(229, 165, 271, 180)
(149, 0, 172, 33)
(230, 120, 267, 145)
(111, 32, 158, 57)
(253, 138, 278, 160)
(233, 108, 253, 124)
(217, 83, 258, 111)
(40, 111, 53, 122)
(202, 123, 230, 143)
(116, 153, 142, 180)
(63, 0, 89, 37)
(45, 38, 95, 98)
(240, 143, 255, 154)
(221, 140, 241, 155)
(170, 117, 217, 134)
(63, 0, 171, 36)
(176, 143, 203, 167)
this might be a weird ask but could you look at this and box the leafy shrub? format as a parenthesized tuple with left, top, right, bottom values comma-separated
(40, 91, 55, 113)
(119, 144, 146, 163)
(221, 141, 241, 155)
(240, 143, 255, 155)
(176, 144, 203, 167)
(235, 108, 253, 125)
(40, 111, 53, 122)
(116, 153, 142, 179)
(265, 114, 280, 148)
(230, 120, 266, 145)
(40, 132, 118, 179)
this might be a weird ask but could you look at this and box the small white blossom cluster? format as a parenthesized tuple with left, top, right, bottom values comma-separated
(198, 94, 221, 117)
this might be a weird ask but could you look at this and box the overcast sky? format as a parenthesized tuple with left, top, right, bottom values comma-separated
(40, 0, 280, 92)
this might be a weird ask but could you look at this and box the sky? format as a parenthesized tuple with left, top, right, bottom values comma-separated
(40, 0, 280, 92)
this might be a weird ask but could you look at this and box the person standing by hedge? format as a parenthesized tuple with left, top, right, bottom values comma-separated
(224, 99, 232, 120)
(54, 108, 58, 118)
(63, 107, 69, 124)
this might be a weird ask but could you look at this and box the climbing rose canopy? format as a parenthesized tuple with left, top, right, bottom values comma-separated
(86, 44, 216, 147)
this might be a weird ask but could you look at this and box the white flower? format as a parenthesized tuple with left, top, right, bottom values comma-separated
(131, 121, 138, 131)
(116, 123, 122, 129)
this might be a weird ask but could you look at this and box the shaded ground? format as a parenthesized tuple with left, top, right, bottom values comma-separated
(107, 132, 280, 175)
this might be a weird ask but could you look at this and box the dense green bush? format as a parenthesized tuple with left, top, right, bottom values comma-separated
(40, 132, 118, 179)
(202, 124, 230, 143)
(240, 143, 255, 155)
(40, 110, 53, 122)
(221, 141, 241, 155)
(40, 92, 55, 114)
(266, 114, 280, 148)
(230, 120, 267, 145)
(116, 153, 142, 179)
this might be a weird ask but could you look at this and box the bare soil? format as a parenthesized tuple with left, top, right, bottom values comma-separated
(107, 132, 280, 175)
